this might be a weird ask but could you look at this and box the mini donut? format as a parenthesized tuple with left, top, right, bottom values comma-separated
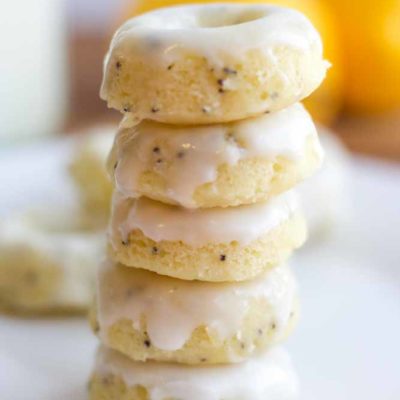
(89, 346, 299, 400)
(69, 126, 114, 229)
(101, 4, 328, 124)
(91, 260, 298, 364)
(109, 103, 323, 209)
(0, 211, 104, 313)
(108, 191, 306, 282)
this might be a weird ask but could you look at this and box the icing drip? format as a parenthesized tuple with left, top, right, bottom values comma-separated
(95, 346, 299, 400)
(97, 261, 297, 352)
(113, 103, 321, 208)
(110, 190, 299, 247)
(102, 3, 323, 83)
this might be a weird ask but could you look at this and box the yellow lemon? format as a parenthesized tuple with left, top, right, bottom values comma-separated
(122, 0, 343, 124)
(324, 0, 400, 113)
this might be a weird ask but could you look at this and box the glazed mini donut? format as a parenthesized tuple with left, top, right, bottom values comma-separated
(69, 126, 114, 229)
(101, 4, 328, 124)
(109, 103, 323, 208)
(108, 191, 306, 282)
(89, 346, 299, 400)
(91, 260, 298, 364)
(0, 211, 104, 313)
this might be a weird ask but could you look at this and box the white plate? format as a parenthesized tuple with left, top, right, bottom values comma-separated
(0, 140, 399, 400)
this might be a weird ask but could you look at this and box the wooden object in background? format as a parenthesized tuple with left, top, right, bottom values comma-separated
(67, 33, 119, 132)
(334, 112, 400, 161)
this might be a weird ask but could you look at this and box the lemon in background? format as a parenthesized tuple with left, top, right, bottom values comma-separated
(325, 0, 400, 114)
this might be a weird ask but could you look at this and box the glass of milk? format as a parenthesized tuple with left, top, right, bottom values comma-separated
(0, 0, 67, 143)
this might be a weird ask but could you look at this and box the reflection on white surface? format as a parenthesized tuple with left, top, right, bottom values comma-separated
(0, 318, 96, 400)
(289, 156, 400, 399)
(0, 140, 399, 399)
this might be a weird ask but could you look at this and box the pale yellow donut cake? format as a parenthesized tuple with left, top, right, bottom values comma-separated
(0, 211, 104, 314)
(89, 346, 299, 400)
(109, 103, 323, 209)
(91, 260, 298, 364)
(108, 191, 306, 282)
(69, 127, 114, 229)
(101, 4, 328, 124)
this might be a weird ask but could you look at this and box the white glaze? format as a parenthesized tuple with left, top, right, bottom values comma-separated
(0, 211, 104, 307)
(97, 260, 296, 352)
(95, 346, 299, 400)
(112, 103, 321, 208)
(101, 3, 323, 99)
(110, 190, 299, 247)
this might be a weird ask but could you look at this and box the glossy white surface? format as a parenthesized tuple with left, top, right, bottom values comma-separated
(0, 139, 399, 399)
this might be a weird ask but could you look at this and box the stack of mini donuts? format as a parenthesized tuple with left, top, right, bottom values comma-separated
(89, 4, 328, 399)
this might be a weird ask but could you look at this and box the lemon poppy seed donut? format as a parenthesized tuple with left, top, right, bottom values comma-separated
(108, 191, 306, 282)
(0, 211, 104, 314)
(91, 261, 299, 364)
(89, 346, 299, 400)
(69, 127, 114, 229)
(101, 4, 328, 124)
(109, 103, 323, 209)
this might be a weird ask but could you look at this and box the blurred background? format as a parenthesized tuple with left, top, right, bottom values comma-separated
(2, 0, 400, 158)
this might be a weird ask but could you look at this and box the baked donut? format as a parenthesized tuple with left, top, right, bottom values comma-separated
(89, 346, 299, 400)
(0, 211, 104, 313)
(101, 4, 328, 124)
(69, 126, 114, 229)
(91, 260, 298, 364)
(108, 191, 306, 282)
(109, 103, 323, 208)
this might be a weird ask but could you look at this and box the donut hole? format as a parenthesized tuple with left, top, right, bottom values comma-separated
(198, 9, 266, 28)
